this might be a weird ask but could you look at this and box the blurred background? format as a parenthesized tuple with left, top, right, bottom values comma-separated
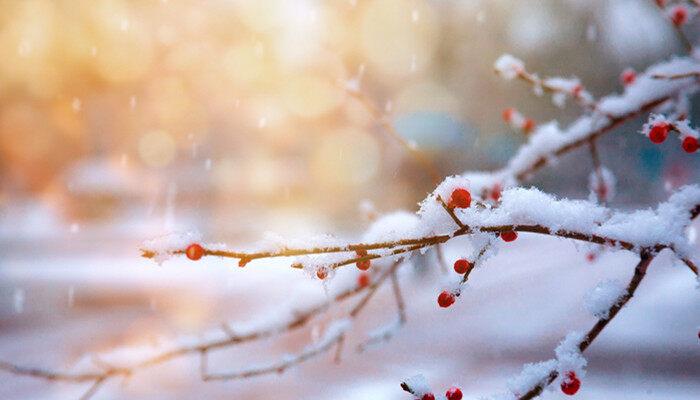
(0, 1, 699, 399)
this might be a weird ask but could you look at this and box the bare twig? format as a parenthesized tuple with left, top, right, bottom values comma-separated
(202, 261, 401, 380)
(651, 71, 700, 80)
(0, 262, 402, 390)
(78, 377, 107, 400)
(588, 139, 607, 204)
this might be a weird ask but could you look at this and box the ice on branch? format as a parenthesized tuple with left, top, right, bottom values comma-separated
(494, 54, 524, 80)
(584, 280, 626, 319)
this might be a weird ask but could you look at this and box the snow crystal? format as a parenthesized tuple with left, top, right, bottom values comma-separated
(585, 280, 626, 319)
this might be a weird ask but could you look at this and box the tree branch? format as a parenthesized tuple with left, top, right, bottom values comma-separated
(517, 251, 654, 400)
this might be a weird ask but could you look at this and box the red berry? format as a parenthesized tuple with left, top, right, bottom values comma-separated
(355, 249, 371, 270)
(316, 267, 328, 280)
(572, 84, 583, 97)
(421, 394, 435, 400)
(682, 136, 699, 153)
(522, 118, 535, 133)
(671, 6, 688, 26)
(448, 188, 471, 209)
(453, 259, 472, 274)
(357, 272, 370, 288)
(502, 108, 514, 122)
(438, 290, 456, 308)
(446, 386, 463, 400)
(501, 231, 518, 242)
(560, 371, 581, 396)
(648, 122, 669, 144)
(185, 243, 204, 261)
(620, 68, 636, 86)
(586, 252, 596, 262)
(490, 183, 502, 201)
(596, 183, 608, 201)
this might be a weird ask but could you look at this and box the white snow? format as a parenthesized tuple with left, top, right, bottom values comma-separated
(403, 373, 433, 397)
(494, 54, 524, 80)
(584, 280, 627, 319)
(554, 331, 587, 380)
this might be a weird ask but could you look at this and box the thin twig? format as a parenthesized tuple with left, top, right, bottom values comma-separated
(517, 252, 654, 400)
(390, 271, 407, 324)
(651, 71, 700, 80)
(202, 261, 401, 381)
(78, 377, 107, 400)
(588, 139, 607, 204)
(436, 195, 466, 229)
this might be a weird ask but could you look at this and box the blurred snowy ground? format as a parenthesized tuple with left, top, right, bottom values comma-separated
(1, 217, 698, 400)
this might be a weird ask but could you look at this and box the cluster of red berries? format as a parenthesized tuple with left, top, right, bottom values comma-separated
(620, 68, 636, 86)
(416, 386, 462, 400)
(560, 371, 581, 396)
(647, 122, 699, 153)
(502, 107, 536, 134)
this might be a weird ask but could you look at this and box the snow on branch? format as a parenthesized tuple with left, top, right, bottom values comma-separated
(4, 8, 700, 398)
